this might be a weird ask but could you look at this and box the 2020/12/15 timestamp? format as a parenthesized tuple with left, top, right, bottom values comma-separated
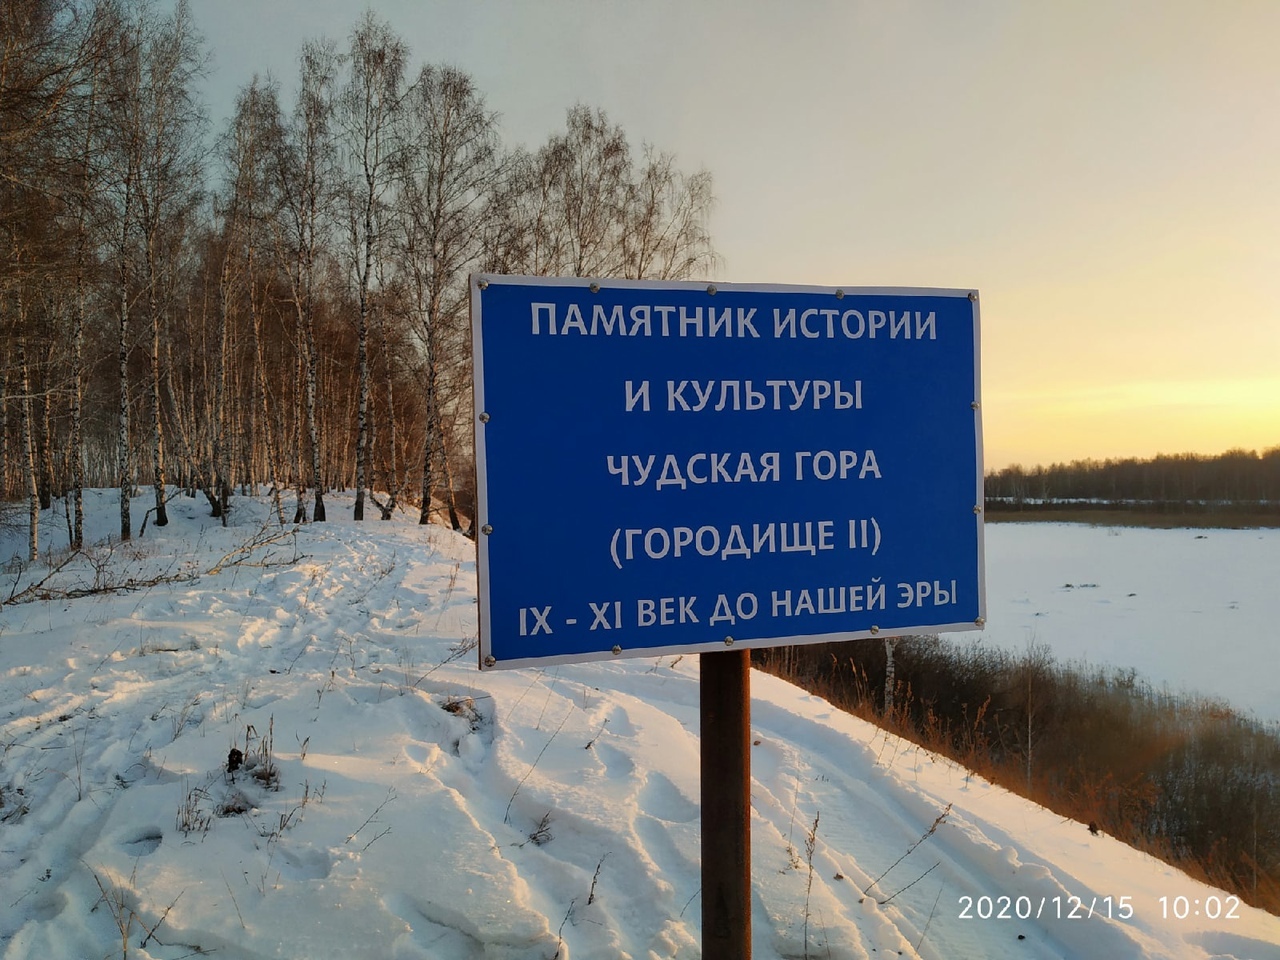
(960, 896, 1134, 920)
(1160, 895, 1241, 920)
(958, 894, 1242, 921)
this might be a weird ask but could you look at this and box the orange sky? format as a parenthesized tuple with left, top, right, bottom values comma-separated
(193, 0, 1280, 469)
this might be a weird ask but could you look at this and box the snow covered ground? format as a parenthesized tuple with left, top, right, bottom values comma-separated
(973, 523, 1280, 723)
(1, 492, 1277, 959)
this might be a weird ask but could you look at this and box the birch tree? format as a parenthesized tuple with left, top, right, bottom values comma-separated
(0, 0, 111, 550)
(334, 12, 407, 521)
(131, 0, 204, 529)
(395, 64, 499, 526)
(223, 77, 286, 523)
(272, 38, 336, 521)
(621, 147, 715, 280)
(538, 105, 632, 277)
(64, 18, 109, 549)
(101, 5, 142, 540)
(101, 0, 205, 536)
(489, 105, 715, 283)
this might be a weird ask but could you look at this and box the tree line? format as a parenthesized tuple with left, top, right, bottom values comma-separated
(0, 0, 716, 559)
(986, 447, 1280, 510)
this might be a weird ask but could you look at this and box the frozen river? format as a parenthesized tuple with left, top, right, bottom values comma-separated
(960, 522, 1280, 722)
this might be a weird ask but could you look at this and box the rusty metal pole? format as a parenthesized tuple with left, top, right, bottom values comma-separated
(701, 648, 751, 958)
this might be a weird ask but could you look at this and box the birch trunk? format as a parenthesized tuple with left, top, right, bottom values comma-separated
(71, 247, 86, 549)
(1, 363, 9, 499)
(21, 340, 39, 563)
(118, 232, 132, 541)
(147, 239, 168, 527)
(212, 243, 231, 523)
(293, 340, 307, 523)
(353, 222, 370, 522)
(416, 294, 439, 524)
(249, 242, 285, 525)
(304, 302, 325, 521)
(37, 338, 53, 510)
(440, 423, 464, 533)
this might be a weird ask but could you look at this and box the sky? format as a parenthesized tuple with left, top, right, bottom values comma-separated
(187, 0, 1280, 471)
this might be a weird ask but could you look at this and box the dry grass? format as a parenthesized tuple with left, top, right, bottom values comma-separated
(755, 639, 1280, 915)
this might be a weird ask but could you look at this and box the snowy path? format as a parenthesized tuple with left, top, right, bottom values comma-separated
(1, 494, 1277, 958)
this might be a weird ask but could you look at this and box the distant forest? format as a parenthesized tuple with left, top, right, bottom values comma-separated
(1, 1, 716, 559)
(986, 447, 1280, 515)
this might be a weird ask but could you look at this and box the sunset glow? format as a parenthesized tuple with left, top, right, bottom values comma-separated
(189, 0, 1280, 468)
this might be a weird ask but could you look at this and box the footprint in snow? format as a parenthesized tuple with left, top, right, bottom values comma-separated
(122, 828, 163, 856)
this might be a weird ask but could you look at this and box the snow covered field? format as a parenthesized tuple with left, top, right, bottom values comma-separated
(975, 522, 1280, 723)
(1, 492, 1277, 959)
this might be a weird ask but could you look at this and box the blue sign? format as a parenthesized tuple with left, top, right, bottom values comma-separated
(472, 276, 984, 669)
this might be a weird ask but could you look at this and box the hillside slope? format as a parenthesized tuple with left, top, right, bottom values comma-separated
(1, 493, 1276, 959)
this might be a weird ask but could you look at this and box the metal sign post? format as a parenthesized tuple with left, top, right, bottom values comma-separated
(471, 274, 983, 955)
(701, 649, 752, 958)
